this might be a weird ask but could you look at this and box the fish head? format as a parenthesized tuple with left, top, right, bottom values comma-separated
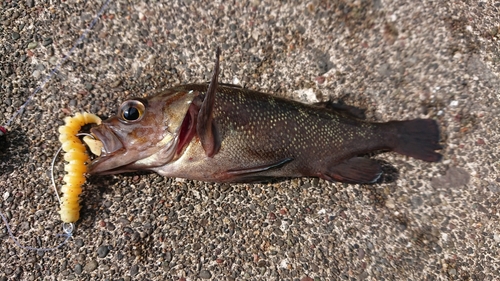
(88, 89, 198, 174)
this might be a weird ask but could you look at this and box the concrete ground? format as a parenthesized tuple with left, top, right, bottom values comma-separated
(1, 0, 499, 280)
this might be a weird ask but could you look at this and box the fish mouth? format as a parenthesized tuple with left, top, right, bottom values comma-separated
(86, 118, 185, 175)
(86, 125, 130, 174)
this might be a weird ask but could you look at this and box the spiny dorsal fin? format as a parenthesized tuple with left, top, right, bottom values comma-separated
(196, 47, 221, 157)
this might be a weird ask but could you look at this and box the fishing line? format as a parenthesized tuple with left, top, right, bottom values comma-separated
(0, 213, 73, 252)
(0, 0, 110, 251)
(0, 0, 111, 133)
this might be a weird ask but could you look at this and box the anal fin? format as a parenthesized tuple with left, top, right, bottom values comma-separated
(226, 157, 294, 176)
(320, 157, 382, 184)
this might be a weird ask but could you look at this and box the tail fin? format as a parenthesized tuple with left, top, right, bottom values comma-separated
(389, 119, 442, 162)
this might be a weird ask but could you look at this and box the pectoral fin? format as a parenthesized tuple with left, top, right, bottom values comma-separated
(226, 157, 294, 176)
(320, 157, 382, 184)
(197, 47, 221, 157)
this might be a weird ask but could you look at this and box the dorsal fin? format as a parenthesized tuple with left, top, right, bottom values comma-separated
(196, 47, 221, 157)
(313, 100, 366, 120)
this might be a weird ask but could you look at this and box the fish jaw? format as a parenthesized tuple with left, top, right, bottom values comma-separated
(87, 123, 128, 174)
(87, 118, 177, 174)
(87, 89, 199, 175)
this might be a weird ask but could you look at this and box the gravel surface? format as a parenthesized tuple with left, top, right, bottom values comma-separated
(1, 0, 499, 280)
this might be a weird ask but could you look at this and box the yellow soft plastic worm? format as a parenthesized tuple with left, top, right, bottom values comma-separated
(57, 113, 102, 223)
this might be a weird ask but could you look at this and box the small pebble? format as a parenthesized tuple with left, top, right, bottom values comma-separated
(110, 79, 122, 88)
(165, 251, 172, 262)
(11, 32, 20, 40)
(27, 42, 37, 49)
(411, 196, 424, 208)
(358, 249, 365, 259)
(199, 270, 212, 279)
(385, 198, 395, 209)
(107, 222, 116, 231)
(116, 251, 124, 260)
(97, 245, 110, 258)
(85, 83, 94, 91)
(315, 76, 325, 84)
(161, 261, 170, 271)
(74, 264, 83, 275)
(49, 56, 58, 65)
(42, 37, 53, 46)
(130, 264, 139, 276)
(83, 261, 98, 272)
(75, 239, 84, 248)
(32, 70, 40, 79)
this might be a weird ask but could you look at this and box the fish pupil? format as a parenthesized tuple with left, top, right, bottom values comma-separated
(123, 107, 140, 120)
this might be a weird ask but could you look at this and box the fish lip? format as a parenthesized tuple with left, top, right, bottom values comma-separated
(91, 125, 124, 155)
(87, 125, 126, 174)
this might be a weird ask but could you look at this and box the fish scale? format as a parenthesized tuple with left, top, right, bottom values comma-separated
(145, 84, 401, 182)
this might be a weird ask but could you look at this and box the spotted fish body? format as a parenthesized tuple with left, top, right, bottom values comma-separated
(88, 49, 442, 183)
(162, 84, 400, 182)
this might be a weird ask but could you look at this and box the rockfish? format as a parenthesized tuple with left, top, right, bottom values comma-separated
(88, 48, 442, 183)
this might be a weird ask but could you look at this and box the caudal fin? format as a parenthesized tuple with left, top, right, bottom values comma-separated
(390, 119, 442, 162)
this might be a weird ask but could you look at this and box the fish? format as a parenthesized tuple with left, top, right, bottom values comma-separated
(88, 48, 442, 183)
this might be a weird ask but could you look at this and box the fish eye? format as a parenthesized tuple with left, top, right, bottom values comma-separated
(119, 100, 146, 123)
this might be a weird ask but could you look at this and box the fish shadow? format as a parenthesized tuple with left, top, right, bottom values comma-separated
(79, 171, 167, 226)
(376, 159, 399, 184)
(85, 174, 122, 191)
(77, 175, 122, 226)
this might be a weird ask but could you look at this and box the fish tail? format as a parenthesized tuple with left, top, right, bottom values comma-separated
(388, 119, 442, 162)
